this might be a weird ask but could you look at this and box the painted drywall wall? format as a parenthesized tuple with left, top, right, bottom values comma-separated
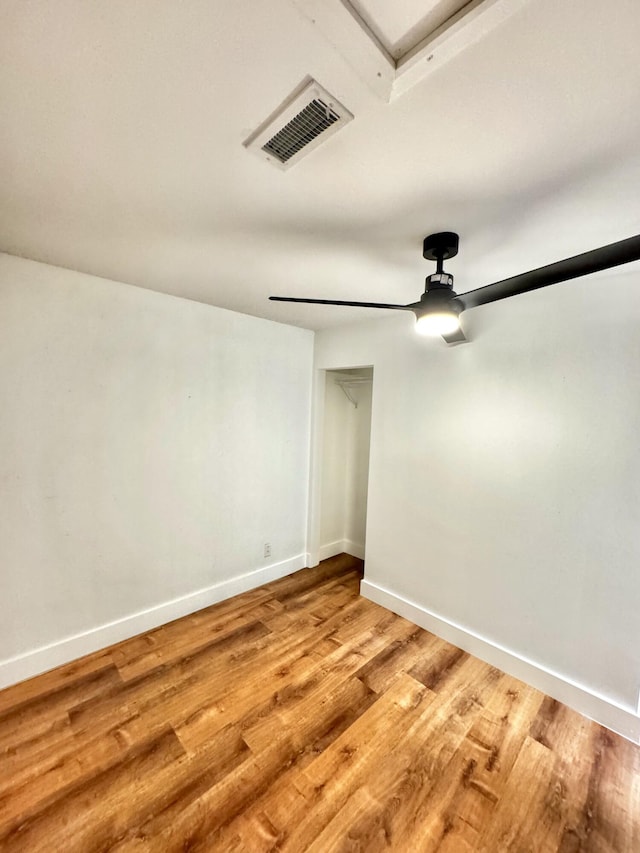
(314, 268, 640, 741)
(319, 371, 372, 560)
(344, 377, 372, 553)
(0, 253, 313, 686)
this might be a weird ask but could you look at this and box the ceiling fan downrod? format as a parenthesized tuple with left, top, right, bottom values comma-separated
(421, 231, 459, 290)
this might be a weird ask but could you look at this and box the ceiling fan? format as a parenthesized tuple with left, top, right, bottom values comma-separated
(270, 231, 640, 344)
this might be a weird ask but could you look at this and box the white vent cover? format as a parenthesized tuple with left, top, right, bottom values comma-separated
(244, 79, 353, 170)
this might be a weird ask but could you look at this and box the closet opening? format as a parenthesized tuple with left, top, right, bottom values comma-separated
(315, 366, 373, 563)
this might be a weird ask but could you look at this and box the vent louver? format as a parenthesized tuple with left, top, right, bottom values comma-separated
(244, 79, 353, 170)
(262, 99, 340, 164)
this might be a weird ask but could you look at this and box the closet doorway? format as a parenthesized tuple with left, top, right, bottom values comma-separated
(317, 367, 373, 561)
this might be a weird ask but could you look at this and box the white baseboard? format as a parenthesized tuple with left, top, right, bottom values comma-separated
(361, 579, 640, 744)
(318, 539, 365, 562)
(0, 554, 306, 691)
(318, 539, 346, 561)
(343, 539, 365, 560)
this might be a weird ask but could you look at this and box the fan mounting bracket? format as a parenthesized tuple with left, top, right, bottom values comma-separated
(423, 232, 459, 262)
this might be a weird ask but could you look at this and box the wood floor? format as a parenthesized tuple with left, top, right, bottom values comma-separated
(0, 555, 638, 852)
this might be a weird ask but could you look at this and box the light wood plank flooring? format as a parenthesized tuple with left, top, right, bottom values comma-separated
(0, 554, 638, 851)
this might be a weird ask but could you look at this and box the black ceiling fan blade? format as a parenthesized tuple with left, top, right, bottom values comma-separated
(457, 234, 640, 310)
(269, 296, 414, 310)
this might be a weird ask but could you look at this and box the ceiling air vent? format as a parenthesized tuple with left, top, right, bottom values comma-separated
(244, 78, 353, 170)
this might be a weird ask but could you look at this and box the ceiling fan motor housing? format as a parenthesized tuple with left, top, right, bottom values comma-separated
(415, 276, 462, 321)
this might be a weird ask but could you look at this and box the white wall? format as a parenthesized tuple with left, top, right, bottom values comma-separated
(319, 371, 372, 560)
(344, 378, 372, 552)
(314, 269, 640, 742)
(0, 253, 313, 687)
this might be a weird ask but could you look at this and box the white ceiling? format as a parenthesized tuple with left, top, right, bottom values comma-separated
(1, 0, 640, 331)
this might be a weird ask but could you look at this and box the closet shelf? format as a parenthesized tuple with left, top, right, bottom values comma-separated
(334, 376, 371, 408)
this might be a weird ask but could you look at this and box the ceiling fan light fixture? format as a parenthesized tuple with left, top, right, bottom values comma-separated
(414, 301, 461, 337)
(415, 311, 461, 336)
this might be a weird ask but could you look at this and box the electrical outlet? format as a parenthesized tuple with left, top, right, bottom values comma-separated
(264, 542, 271, 558)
